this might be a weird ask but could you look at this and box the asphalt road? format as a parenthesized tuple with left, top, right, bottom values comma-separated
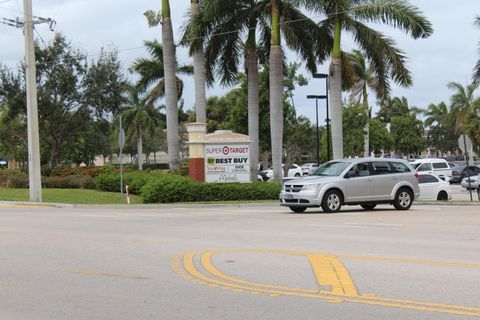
(1, 203, 479, 320)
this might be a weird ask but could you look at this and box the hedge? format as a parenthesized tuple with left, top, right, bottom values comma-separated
(0, 172, 94, 189)
(94, 171, 282, 203)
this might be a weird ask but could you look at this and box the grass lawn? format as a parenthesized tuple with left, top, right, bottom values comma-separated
(0, 188, 143, 205)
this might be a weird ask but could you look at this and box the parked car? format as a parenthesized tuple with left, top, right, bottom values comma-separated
(263, 164, 303, 180)
(280, 158, 420, 213)
(410, 158, 452, 181)
(417, 173, 452, 201)
(461, 175, 479, 190)
(300, 163, 318, 175)
(450, 165, 480, 183)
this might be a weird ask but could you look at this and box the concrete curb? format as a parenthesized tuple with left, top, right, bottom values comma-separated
(0, 201, 74, 208)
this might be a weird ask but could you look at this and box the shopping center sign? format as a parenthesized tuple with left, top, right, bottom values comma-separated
(205, 144, 250, 183)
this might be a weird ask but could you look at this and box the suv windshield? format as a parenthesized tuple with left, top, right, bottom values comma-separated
(312, 161, 351, 176)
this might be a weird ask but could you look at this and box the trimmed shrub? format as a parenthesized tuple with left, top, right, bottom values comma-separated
(51, 165, 116, 178)
(94, 171, 165, 194)
(42, 175, 94, 189)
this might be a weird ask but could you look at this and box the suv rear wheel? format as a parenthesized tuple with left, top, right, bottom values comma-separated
(289, 206, 306, 213)
(322, 190, 342, 213)
(393, 188, 413, 210)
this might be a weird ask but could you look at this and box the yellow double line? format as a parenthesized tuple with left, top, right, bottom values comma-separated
(172, 249, 480, 317)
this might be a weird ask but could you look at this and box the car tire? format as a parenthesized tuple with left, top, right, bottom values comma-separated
(289, 206, 306, 213)
(321, 190, 342, 213)
(294, 173, 301, 177)
(393, 188, 413, 210)
(360, 203, 377, 210)
(437, 191, 448, 201)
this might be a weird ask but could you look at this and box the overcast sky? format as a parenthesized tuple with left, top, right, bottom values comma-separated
(1, 0, 479, 126)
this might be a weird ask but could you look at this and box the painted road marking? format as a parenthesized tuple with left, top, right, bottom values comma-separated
(70, 269, 148, 280)
(173, 249, 480, 317)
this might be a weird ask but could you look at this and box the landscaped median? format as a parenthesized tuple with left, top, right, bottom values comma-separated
(0, 168, 281, 205)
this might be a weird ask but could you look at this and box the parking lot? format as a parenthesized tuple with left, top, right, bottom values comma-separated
(449, 184, 480, 201)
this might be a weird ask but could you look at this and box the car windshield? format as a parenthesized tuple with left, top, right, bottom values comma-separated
(312, 161, 351, 176)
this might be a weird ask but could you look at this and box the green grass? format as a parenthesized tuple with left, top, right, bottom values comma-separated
(0, 188, 143, 205)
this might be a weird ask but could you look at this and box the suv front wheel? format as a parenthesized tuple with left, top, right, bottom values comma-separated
(322, 190, 342, 213)
(393, 188, 413, 210)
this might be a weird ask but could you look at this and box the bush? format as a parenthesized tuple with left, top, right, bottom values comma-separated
(94, 171, 165, 194)
(51, 165, 116, 178)
(1, 174, 29, 188)
(42, 175, 94, 189)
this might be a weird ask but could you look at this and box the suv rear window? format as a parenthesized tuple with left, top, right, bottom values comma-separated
(372, 161, 391, 175)
(433, 162, 448, 169)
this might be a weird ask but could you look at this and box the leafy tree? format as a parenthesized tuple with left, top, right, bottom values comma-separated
(369, 118, 393, 155)
(376, 96, 410, 124)
(298, 0, 432, 159)
(448, 81, 478, 134)
(424, 102, 458, 155)
(342, 101, 367, 157)
(390, 114, 426, 156)
(0, 34, 126, 167)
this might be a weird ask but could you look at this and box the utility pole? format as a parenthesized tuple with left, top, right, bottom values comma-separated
(2, 3, 54, 202)
(23, 0, 42, 202)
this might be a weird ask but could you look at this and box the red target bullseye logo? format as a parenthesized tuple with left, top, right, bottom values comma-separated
(222, 146, 230, 155)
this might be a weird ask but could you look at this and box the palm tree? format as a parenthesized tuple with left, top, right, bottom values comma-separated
(184, 0, 207, 123)
(376, 96, 410, 124)
(130, 40, 192, 106)
(473, 16, 480, 85)
(448, 81, 478, 134)
(121, 86, 161, 171)
(144, 2, 180, 170)
(298, 0, 433, 159)
(189, 0, 331, 182)
(348, 50, 379, 157)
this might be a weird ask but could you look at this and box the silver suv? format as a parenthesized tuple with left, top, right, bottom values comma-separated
(280, 158, 420, 213)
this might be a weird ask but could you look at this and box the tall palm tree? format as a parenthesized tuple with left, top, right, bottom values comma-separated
(144, 2, 180, 170)
(448, 81, 478, 134)
(121, 86, 161, 171)
(473, 16, 480, 86)
(348, 50, 379, 157)
(130, 40, 192, 106)
(298, 0, 433, 159)
(189, 0, 331, 182)
(185, 0, 207, 123)
(376, 96, 410, 124)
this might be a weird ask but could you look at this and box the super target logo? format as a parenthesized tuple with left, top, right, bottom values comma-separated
(222, 146, 230, 155)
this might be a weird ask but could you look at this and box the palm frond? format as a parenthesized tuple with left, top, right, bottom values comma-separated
(351, 0, 433, 39)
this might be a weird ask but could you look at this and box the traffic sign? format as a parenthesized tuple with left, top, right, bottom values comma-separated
(118, 128, 125, 149)
(458, 135, 472, 153)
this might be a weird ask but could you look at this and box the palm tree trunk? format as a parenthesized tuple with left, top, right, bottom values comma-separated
(162, 0, 180, 170)
(270, 0, 283, 183)
(191, 0, 206, 123)
(330, 17, 344, 159)
(246, 28, 259, 182)
(137, 125, 143, 171)
(363, 86, 369, 157)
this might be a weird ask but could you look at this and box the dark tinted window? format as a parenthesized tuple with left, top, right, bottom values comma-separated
(417, 163, 432, 171)
(390, 162, 410, 173)
(433, 162, 448, 169)
(372, 161, 391, 175)
(418, 174, 438, 184)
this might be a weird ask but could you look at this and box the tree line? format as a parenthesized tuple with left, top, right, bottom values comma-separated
(1, 1, 480, 183)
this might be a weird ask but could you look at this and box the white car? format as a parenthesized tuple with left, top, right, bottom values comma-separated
(410, 158, 452, 182)
(263, 164, 303, 180)
(300, 163, 318, 175)
(417, 173, 452, 201)
(461, 175, 479, 190)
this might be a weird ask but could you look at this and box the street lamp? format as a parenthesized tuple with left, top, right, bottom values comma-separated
(311, 73, 330, 162)
(307, 95, 327, 166)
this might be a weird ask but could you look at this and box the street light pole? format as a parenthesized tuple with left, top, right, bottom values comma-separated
(307, 95, 327, 165)
(313, 73, 330, 161)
